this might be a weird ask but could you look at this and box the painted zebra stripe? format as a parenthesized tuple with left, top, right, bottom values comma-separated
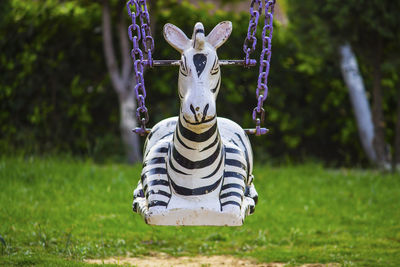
(211, 77, 220, 93)
(143, 179, 170, 193)
(146, 190, 171, 199)
(225, 147, 241, 154)
(155, 147, 169, 153)
(168, 157, 189, 175)
(176, 131, 195, 150)
(141, 168, 167, 183)
(221, 183, 243, 191)
(178, 118, 217, 142)
(220, 191, 242, 199)
(172, 142, 221, 169)
(143, 157, 165, 167)
(201, 154, 224, 179)
(223, 178, 245, 188)
(171, 176, 222, 196)
(200, 134, 220, 152)
(147, 126, 159, 140)
(225, 159, 246, 170)
(234, 133, 250, 178)
(148, 200, 168, 208)
(221, 201, 241, 207)
(224, 171, 244, 180)
(159, 132, 174, 140)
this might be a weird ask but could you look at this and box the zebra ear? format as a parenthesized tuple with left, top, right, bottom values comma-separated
(163, 23, 191, 53)
(206, 21, 232, 49)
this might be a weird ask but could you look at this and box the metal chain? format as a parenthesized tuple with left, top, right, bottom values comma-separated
(126, 0, 154, 136)
(243, 0, 262, 67)
(244, 0, 276, 136)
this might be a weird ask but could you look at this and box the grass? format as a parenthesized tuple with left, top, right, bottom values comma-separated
(0, 156, 399, 266)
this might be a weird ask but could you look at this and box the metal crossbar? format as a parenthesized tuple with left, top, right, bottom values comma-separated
(149, 59, 257, 67)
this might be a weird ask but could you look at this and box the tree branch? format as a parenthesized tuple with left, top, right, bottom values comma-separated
(102, 0, 124, 93)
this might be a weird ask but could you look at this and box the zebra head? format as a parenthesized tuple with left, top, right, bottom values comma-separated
(163, 21, 232, 130)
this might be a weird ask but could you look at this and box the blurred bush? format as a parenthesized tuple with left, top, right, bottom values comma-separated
(1, 0, 396, 165)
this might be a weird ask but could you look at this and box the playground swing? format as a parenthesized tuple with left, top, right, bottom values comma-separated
(127, 0, 276, 226)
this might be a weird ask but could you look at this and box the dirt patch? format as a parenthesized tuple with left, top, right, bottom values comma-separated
(85, 253, 340, 267)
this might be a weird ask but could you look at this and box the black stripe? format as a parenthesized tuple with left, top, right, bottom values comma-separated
(141, 167, 167, 183)
(221, 201, 241, 207)
(212, 57, 217, 68)
(178, 118, 217, 142)
(172, 142, 221, 169)
(175, 131, 195, 150)
(147, 126, 159, 140)
(201, 153, 224, 179)
(183, 54, 187, 70)
(225, 147, 241, 154)
(143, 167, 167, 176)
(220, 191, 242, 199)
(221, 183, 243, 191)
(211, 57, 219, 75)
(146, 190, 171, 199)
(143, 179, 170, 193)
(155, 147, 168, 153)
(224, 171, 245, 180)
(160, 132, 174, 140)
(190, 104, 199, 122)
(168, 156, 189, 175)
(143, 157, 165, 167)
(148, 200, 168, 207)
(235, 133, 250, 179)
(230, 138, 239, 147)
(200, 134, 220, 152)
(211, 77, 220, 93)
(170, 176, 222, 196)
(195, 29, 204, 34)
(201, 104, 209, 122)
(180, 69, 188, 76)
(225, 159, 246, 170)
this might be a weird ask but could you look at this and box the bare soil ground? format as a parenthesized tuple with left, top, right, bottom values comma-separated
(85, 253, 340, 267)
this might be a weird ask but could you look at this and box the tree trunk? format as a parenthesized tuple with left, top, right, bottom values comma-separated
(339, 43, 377, 164)
(393, 86, 400, 171)
(371, 38, 389, 169)
(102, 0, 142, 163)
(120, 92, 141, 163)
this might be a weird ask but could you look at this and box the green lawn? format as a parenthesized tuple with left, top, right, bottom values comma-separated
(0, 156, 399, 266)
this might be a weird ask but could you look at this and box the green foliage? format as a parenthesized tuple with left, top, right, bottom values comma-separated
(0, 0, 121, 158)
(287, 0, 400, 161)
(1, 0, 399, 165)
(0, 156, 399, 265)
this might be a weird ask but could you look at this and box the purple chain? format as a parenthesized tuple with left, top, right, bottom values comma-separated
(126, 0, 154, 136)
(244, 0, 275, 136)
(243, 0, 262, 67)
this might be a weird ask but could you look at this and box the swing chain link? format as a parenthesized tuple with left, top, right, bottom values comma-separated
(244, 0, 275, 136)
(243, 0, 262, 67)
(127, 0, 154, 136)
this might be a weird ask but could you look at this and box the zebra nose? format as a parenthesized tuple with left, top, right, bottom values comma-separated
(202, 104, 209, 121)
(189, 104, 209, 122)
(190, 104, 201, 122)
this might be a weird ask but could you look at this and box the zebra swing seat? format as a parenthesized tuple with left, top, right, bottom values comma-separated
(132, 22, 259, 226)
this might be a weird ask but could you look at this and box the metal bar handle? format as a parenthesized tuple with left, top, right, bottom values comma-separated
(147, 59, 257, 67)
